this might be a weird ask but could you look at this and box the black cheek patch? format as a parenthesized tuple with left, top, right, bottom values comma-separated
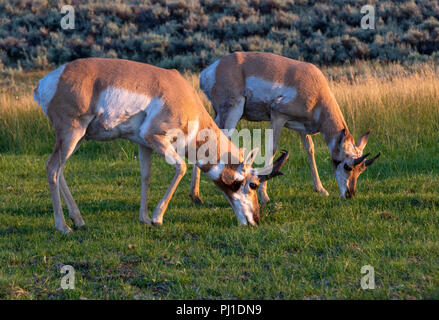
(230, 181, 242, 192)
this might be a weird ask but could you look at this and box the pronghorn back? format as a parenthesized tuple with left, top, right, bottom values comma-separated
(33, 58, 290, 232)
(200, 52, 332, 110)
(195, 51, 379, 201)
(34, 58, 213, 132)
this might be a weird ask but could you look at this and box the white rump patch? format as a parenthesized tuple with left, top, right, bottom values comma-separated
(199, 59, 219, 98)
(33, 64, 66, 116)
(245, 76, 297, 105)
(96, 87, 158, 130)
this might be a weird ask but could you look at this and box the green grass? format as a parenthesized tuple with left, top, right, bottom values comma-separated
(0, 65, 438, 299)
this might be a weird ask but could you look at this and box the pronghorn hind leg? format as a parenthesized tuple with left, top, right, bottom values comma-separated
(189, 166, 203, 205)
(138, 144, 153, 225)
(59, 138, 86, 228)
(59, 169, 86, 228)
(46, 126, 87, 233)
(299, 133, 329, 196)
(258, 112, 288, 205)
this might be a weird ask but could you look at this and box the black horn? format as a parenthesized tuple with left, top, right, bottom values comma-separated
(365, 152, 381, 166)
(353, 153, 370, 166)
(258, 150, 290, 182)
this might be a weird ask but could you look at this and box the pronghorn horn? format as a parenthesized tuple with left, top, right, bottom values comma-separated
(365, 152, 381, 166)
(353, 153, 370, 166)
(258, 150, 290, 182)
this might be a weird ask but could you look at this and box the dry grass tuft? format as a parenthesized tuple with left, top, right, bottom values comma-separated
(1, 62, 438, 156)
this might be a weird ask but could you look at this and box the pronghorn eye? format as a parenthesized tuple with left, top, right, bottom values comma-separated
(249, 182, 258, 190)
(344, 163, 353, 171)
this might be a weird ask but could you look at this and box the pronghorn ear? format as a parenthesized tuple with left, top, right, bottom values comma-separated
(243, 147, 259, 167)
(356, 131, 370, 151)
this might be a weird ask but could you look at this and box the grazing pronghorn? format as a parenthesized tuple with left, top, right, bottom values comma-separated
(190, 51, 380, 204)
(33, 58, 289, 233)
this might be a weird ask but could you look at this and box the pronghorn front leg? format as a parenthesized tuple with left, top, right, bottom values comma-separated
(138, 145, 153, 225)
(189, 96, 245, 205)
(189, 166, 203, 205)
(299, 133, 329, 196)
(146, 135, 187, 226)
(258, 112, 288, 204)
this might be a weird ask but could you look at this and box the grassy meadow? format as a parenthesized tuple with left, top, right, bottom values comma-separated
(0, 63, 438, 299)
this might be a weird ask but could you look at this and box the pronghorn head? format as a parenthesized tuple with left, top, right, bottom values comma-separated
(332, 129, 380, 198)
(212, 149, 289, 226)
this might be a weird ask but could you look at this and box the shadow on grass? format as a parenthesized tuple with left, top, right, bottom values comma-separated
(2, 198, 138, 217)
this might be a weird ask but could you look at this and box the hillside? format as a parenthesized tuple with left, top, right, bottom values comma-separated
(1, 0, 439, 71)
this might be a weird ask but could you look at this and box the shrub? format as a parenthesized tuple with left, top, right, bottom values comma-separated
(0, 0, 438, 71)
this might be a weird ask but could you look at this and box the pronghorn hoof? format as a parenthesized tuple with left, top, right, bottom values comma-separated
(189, 194, 204, 205)
(316, 188, 329, 196)
(57, 225, 72, 234)
(73, 224, 87, 231)
(71, 217, 86, 229)
(139, 219, 152, 226)
(151, 220, 163, 227)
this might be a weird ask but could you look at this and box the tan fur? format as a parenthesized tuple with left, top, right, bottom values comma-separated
(192, 52, 378, 201)
(212, 52, 347, 148)
(37, 58, 267, 233)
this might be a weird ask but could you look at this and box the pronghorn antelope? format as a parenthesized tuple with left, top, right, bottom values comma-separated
(33, 58, 289, 233)
(190, 51, 380, 204)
